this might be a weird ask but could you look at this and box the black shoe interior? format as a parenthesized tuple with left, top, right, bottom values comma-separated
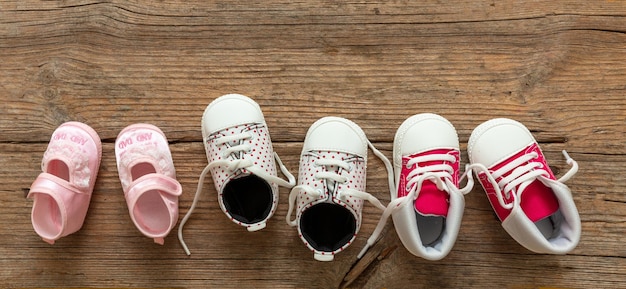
(416, 211, 445, 246)
(300, 203, 356, 252)
(222, 174, 273, 224)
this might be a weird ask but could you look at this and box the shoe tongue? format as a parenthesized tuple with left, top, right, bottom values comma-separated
(414, 180, 449, 217)
(519, 179, 559, 222)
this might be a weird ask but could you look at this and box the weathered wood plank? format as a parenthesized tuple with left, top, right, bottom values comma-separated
(1, 2, 625, 153)
(1, 0, 624, 288)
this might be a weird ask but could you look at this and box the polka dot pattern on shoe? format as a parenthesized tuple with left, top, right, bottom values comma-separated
(204, 123, 279, 226)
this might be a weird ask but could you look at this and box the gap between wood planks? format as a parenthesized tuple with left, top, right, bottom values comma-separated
(340, 241, 398, 289)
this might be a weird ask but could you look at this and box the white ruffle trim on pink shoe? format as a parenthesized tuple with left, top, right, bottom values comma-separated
(29, 121, 102, 244)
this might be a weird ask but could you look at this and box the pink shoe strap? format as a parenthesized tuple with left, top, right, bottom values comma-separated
(125, 173, 182, 242)
(28, 173, 83, 243)
(29, 172, 84, 197)
(125, 174, 182, 205)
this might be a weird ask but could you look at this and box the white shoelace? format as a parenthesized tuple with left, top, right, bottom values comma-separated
(466, 150, 578, 210)
(285, 140, 395, 236)
(178, 131, 296, 255)
(357, 152, 474, 259)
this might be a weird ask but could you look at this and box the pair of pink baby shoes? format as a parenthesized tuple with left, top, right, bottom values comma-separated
(360, 114, 581, 261)
(28, 122, 181, 244)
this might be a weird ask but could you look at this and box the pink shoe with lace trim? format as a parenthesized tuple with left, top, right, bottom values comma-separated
(468, 118, 580, 254)
(28, 122, 102, 244)
(116, 124, 182, 245)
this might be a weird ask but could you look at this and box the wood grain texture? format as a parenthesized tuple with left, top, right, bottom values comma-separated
(1, 1, 624, 288)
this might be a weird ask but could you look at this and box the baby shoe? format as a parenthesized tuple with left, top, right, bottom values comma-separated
(28, 121, 102, 244)
(116, 123, 182, 245)
(467, 118, 580, 254)
(286, 117, 393, 261)
(178, 94, 296, 255)
(358, 113, 473, 260)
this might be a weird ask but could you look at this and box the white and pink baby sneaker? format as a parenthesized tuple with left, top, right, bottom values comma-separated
(467, 118, 580, 254)
(178, 94, 295, 255)
(28, 121, 102, 244)
(116, 124, 182, 245)
(358, 113, 472, 260)
(286, 117, 392, 261)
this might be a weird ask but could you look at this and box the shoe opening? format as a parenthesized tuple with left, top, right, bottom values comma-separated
(300, 203, 357, 252)
(133, 189, 171, 235)
(521, 179, 563, 240)
(535, 209, 563, 240)
(130, 162, 171, 235)
(521, 180, 559, 222)
(415, 211, 445, 246)
(131, 162, 156, 181)
(47, 159, 70, 181)
(31, 193, 63, 239)
(223, 174, 273, 224)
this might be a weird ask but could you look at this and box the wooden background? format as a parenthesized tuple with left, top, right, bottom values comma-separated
(1, 1, 625, 288)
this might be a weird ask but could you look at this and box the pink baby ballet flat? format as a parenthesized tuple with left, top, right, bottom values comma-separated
(115, 124, 182, 245)
(28, 121, 102, 244)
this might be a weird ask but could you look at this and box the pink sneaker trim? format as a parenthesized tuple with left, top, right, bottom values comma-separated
(29, 122, 101, 244)
(116, 123, 181, 244)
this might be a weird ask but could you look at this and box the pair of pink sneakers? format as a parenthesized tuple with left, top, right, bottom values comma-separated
(361, 114, 581, 260)
(28, 122, 182, 245)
